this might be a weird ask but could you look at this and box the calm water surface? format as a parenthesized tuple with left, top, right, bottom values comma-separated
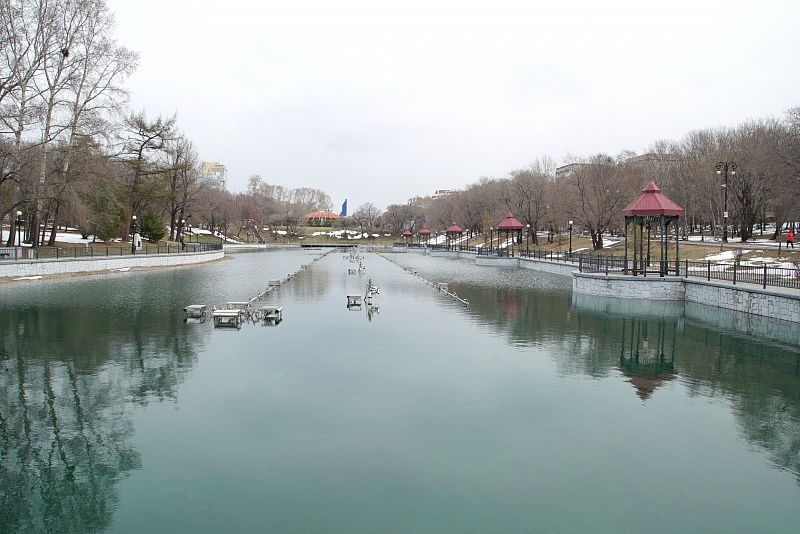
(2, 248, 800, 533)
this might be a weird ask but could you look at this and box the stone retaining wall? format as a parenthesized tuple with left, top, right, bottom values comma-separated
(0, 249, 224, 279)
(520, 257, 577, 276)
(475, 256, 519, 267)
(570, 272, 800, 323)
(573, 272, 686, 300)
(685, 279, 800, 324)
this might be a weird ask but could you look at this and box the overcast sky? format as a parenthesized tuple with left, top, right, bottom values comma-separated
(105, 0, 800, 211)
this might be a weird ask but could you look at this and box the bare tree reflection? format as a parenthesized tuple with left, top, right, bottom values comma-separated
(0, 305, 204, 532)
(456, 284, 800, 484)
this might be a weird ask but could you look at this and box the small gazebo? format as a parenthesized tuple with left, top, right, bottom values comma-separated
(496, 212, 524, 257)
(445, 222, 463, 250)
(621, 182, 684, 276)
(401, 229, 413, 243)
(417, 226, 431, 245)
(305, 210, 340, 226)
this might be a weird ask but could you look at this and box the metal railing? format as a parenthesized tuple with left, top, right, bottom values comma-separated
(0, 242, 222, 261)
(684, 259, 800, 290)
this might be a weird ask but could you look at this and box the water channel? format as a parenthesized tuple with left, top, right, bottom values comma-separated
(1, 247, 800, 533)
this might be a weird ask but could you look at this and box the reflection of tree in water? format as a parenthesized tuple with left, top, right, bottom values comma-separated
(457, 284, 800, 483)
(0, 306, 205, 532)
(683, 334, 800, 484)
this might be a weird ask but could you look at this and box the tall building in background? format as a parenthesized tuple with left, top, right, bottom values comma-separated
(201, 162, 228, 190)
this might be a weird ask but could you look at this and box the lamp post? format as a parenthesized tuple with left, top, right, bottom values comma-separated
(180, 219, 185, 249)
(131, 215, 137, 254)
(716, 162, 736, 243)
(526, 223, 530, 255)
(490, 227, 493, 255)
(568, 220, 573, 255)
(15, 210, 23, 248)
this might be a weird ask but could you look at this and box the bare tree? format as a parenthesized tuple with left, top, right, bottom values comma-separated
(502, 163, 552, 245)
(161, 133, 204, 241)
(382, 203, 425, 234)
(563, 154, 634, 250)
(352, 202, 381, 236)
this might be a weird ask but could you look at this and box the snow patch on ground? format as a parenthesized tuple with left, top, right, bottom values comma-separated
(702, 250, 737, 262)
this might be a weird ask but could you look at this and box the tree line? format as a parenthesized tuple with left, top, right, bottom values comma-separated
(1, 0, 332, 247)
(381, 110, 800, 250)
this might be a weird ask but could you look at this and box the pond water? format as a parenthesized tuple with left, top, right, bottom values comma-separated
(1, 248, 800, 533)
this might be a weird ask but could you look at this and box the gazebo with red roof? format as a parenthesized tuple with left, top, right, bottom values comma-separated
(417, 225, 431, 245)
(496, 212, 525, 257)
(305, 210, 340, 226)
(445, 222, 463, 250)
(401, 229, 413, 244)
(621, 182, 684, 276)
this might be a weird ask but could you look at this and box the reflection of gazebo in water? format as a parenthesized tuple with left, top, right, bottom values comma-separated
(622, 182, 684, 276)
(496, 212, 524, 257)
(619, 317, 677, 401)
(445, 222, 462, 250)
(418, 225, 431, 245)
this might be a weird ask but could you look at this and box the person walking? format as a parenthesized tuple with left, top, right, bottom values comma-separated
(787, 229, 794, 249)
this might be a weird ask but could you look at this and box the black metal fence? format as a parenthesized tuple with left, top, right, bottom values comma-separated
(0, 242, 222, 261)
(684, 259, 800, 290)
(574, 253, 800, 290)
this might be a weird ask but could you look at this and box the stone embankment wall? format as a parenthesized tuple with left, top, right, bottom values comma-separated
(0, 250, 223, 279)
(520, 258, 577, 277)
(573, 272, 686, 300)
(685, 280, 800, 324)
(475, 256, 518, 267)
(572, 272, 800, 323)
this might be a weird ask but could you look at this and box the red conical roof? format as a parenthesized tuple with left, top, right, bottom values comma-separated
(445, 222, 463, 234)
(621, 182, 684, 216)
(418, 226, 431, 235)
(305, 210, 340, 219)
(497, 212, 524, 230)
(402, 229, 413, 237)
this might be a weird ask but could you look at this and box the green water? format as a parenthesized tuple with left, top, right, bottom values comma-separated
(2, 249, 799, 533)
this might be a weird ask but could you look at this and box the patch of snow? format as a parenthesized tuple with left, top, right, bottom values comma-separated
(14, 275, 42, 281)
(55, 232, 97, 244)
(703, 250, 737, 262)
(746, 256, 774, 264)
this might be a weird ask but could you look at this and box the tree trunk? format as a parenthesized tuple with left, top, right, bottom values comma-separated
(47, 200, 61, 246)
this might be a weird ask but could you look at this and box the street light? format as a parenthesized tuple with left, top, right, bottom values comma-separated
(15, 210, 23, 248)
(716, 162, 736, 243)
(526, 223, 530, 255)
(568, 220, 574, 255)
(490, 227, 493, 255)
(180, 219, 185, 249)
(131, 215, 137, 254)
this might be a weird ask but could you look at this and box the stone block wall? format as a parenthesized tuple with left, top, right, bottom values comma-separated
(0, 250, 224, 279)
(520, 258, 576, 277)
(475, 256, 519, 267)
(685, 280, 800, 324)
(572, 273, 686, 300)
